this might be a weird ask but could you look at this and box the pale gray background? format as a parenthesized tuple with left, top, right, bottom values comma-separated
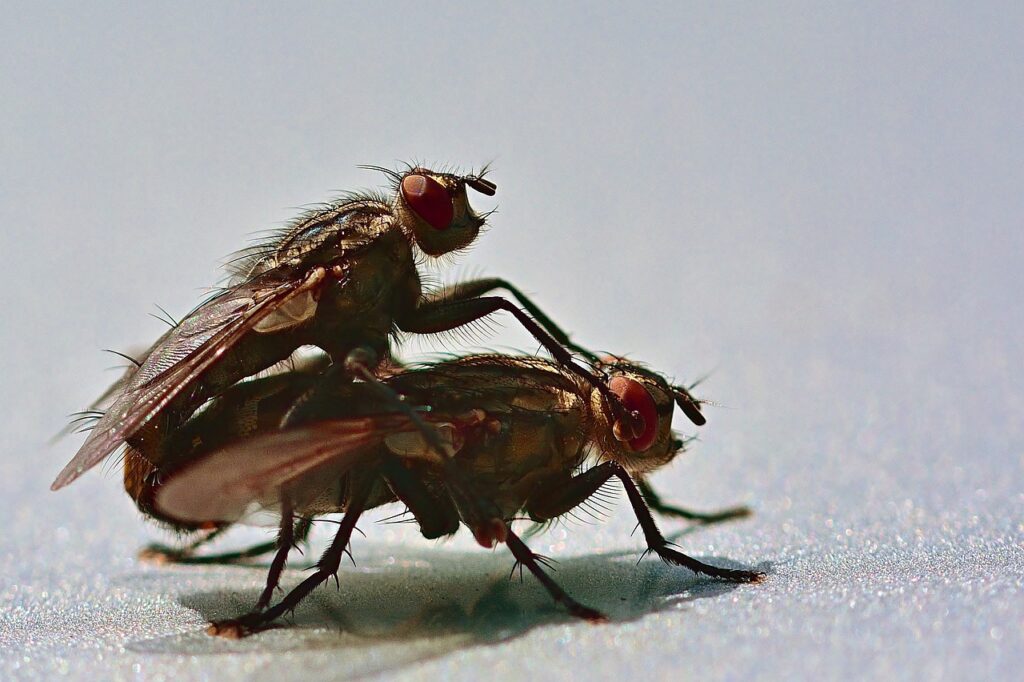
(2, 2, 1022, 680)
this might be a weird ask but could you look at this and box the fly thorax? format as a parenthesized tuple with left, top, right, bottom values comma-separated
(343, 230, 416, 305)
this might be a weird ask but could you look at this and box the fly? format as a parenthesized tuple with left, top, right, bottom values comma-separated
(145, 354, 761, 637)
(53, 164, 640, 492)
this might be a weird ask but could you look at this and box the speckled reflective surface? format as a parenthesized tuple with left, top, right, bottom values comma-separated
(4, 419, 1023, 682)
(3, 3, 1022, 681)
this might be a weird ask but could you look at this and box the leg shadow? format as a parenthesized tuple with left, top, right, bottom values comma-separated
(127, 543, 768, 678)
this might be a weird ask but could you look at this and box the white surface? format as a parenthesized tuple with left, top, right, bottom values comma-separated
(2, 3, 1022, 680)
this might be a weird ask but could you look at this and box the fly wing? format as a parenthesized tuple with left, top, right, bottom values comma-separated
(153, 415, 415, 524)
(51, 267, 328, 490)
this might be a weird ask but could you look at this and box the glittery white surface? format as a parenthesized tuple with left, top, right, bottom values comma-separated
(2, 4, 1022, 681)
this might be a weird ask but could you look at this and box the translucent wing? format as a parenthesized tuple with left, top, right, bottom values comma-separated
(153, 415, 415, 524)
(51, 268, 328, 490)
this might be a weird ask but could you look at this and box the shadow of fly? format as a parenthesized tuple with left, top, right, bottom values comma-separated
(134, 353, 761, 638)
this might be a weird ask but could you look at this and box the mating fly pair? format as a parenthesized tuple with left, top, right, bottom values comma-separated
(54, 163, 761, 636)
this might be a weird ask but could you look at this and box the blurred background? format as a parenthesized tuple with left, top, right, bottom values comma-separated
(2, 2, 1021, 680)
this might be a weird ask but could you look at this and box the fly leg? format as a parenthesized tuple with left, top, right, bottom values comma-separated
(207, 481, 371, 639)
(255, 497, 295, 610)
(380, 456, 460, 539)
(138, 518, 313, 565)
(527, 463, 763, 583)
(399, 297, 644, 438)
(424, 278, 599, 363)
(526, 466, 617, 522)
(138, 525, 230, 564)
(505, 529, 607, 622)
(383, 451, 509, 550)
(637, 478, 751, 525)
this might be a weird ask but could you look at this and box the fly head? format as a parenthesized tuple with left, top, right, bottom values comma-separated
(589, 357, 702, 474)
(388, 165, 496, 256)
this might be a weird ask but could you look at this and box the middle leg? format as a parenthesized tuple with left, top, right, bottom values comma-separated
(206, 481, 372, 638)
(505, 529, 607, 622)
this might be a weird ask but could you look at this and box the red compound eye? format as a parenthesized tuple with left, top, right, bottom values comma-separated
(609, 376, 659, 451)
(401, 174, 453, 230)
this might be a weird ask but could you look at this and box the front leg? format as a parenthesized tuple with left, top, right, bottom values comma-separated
(399, 296, 644, 439)
(424, 277, 599, 363)
(527, 463, 763, 583)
